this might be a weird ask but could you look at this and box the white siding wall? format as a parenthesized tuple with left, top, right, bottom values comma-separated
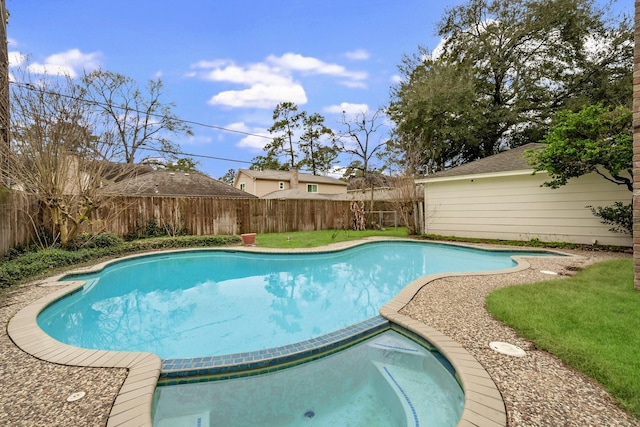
(423, 172, 632, 247)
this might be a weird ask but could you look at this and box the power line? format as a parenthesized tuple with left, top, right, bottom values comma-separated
(138, 146, 253, 164)
(10, 80, 274, 141)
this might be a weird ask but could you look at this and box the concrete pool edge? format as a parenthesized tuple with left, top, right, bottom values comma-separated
(7, 279, 162, 427)
(379, 257, 545, 427)
(6, 239, 570, 427)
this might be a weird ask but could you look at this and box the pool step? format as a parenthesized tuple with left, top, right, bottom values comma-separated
(371, 358, 464, 427)
(155, 411, 210, 427)
(367, 333, 428, 355)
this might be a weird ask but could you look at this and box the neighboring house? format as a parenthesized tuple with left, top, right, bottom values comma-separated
(416, 143, 632, 247)
(234, 169, 347, 198)
(103, 170, 257, 198)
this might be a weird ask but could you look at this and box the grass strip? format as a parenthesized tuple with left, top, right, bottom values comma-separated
(486, 259, 640, 417)
(255, 227, 408, 248)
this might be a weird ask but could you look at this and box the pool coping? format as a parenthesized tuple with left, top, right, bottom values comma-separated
(6, 238, 570, 427)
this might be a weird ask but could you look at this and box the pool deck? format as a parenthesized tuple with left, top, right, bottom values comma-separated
(3, 239, 639, 427)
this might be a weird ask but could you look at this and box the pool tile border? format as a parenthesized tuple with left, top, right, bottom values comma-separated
(6, 239, 569, 427)
(160, 315, 389, 380)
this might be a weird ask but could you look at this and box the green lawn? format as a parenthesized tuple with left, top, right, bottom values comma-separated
(254, 227, 408, 248)
(486, 259, 640, 417)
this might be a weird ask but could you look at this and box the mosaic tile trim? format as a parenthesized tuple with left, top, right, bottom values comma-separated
(160, 315, 390, 380)
(383, 366, 420, 427)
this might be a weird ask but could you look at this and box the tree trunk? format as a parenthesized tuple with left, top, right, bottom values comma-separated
(634, 0, 640, 290)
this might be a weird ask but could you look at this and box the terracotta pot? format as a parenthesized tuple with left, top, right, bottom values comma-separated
(241, 233, 256, 246)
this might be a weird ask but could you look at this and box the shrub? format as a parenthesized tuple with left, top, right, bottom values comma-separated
(125, 218, 190, 240)
(588, 202, 632, 235)
(70, 232, 124, 250)
(0, 235, 241, 290)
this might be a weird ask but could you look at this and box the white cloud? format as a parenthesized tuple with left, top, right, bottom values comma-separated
(237, 133, 272, 151)
(209, 83, 307, 108)
(183, 134, 214, 146)
(10, 48, 102, 78)
(192, 52, 367, 109)
(344, 49, 370, 61)
(267, 53, 367, 82)
(204, 62, 293, 86)
(227, 122, 272, 151)
(8, 51, 27, 67)
(390, 74, 403, 84)
(339, 80, 368, 89)
(324, 102, 369, 115)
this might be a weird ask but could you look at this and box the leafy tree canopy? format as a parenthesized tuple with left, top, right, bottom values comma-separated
(388, 0, 632, 174)
(260, 102, 338, 175)
(526, 103, 632, 191)
(218, 169, 237, 185)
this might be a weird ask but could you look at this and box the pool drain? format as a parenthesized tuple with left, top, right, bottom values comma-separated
(66, 391, 86, 402)
(304, 410, 315, 418)
(489, 341, 526, 357)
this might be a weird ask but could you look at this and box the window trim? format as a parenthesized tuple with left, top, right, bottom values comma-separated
(307, 184, 318, 193)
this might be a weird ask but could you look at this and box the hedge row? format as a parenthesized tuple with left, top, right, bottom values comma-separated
(0, 234, 242, 290)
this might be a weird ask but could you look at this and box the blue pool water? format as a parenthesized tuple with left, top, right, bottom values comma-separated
(38, 241, 538, 359)
(152, 330, 465, 427)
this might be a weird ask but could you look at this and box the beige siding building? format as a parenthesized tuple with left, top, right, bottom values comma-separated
(417, 143, 632, 247)
(234, 169, 347, 198)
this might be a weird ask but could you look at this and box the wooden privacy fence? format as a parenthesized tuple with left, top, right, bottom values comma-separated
(1, 193, 422, 256)
(0, 190, 38, 256)
(84, 196, 358, 237)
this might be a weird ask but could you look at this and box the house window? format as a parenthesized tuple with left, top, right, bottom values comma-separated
(307, 184, 318, 193)
(279, 181, 285, 190)
(240, 183, 246, 191)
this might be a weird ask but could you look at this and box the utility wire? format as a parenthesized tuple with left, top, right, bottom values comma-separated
(138, 146, 253, 164)
(11, 80, 274, 140)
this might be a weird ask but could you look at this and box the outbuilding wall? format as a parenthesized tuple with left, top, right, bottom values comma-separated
(423, 171, 632, 247)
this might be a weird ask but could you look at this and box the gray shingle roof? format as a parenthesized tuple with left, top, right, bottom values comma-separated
(238, 169, 347, 186)
(261, 189, 334, 200)
(103, 171, 257, 198)
(420, 143, 545, 180)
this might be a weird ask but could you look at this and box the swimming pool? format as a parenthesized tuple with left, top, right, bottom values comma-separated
(37, 241, 536, 359)
(10, 239, 541, 426)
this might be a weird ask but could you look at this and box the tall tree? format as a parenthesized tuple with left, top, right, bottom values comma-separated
(388, 55, 479, 174)
(2, 67, 135, 248)
(264, 102, 338, 174)
(389, 0, 632, 172)
(266, 102, 304, 169)
(337, 109, 387, 177)
(81, 69, 193, 164)
(298, 112, 338, 175)
(249, 154, 286, 171)
(218, 168, 237, 185)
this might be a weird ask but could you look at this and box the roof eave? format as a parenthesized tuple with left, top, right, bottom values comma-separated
(416, 169, 547, 184)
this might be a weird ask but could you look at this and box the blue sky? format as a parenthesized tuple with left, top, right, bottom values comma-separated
(6, 0, 631, 179)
